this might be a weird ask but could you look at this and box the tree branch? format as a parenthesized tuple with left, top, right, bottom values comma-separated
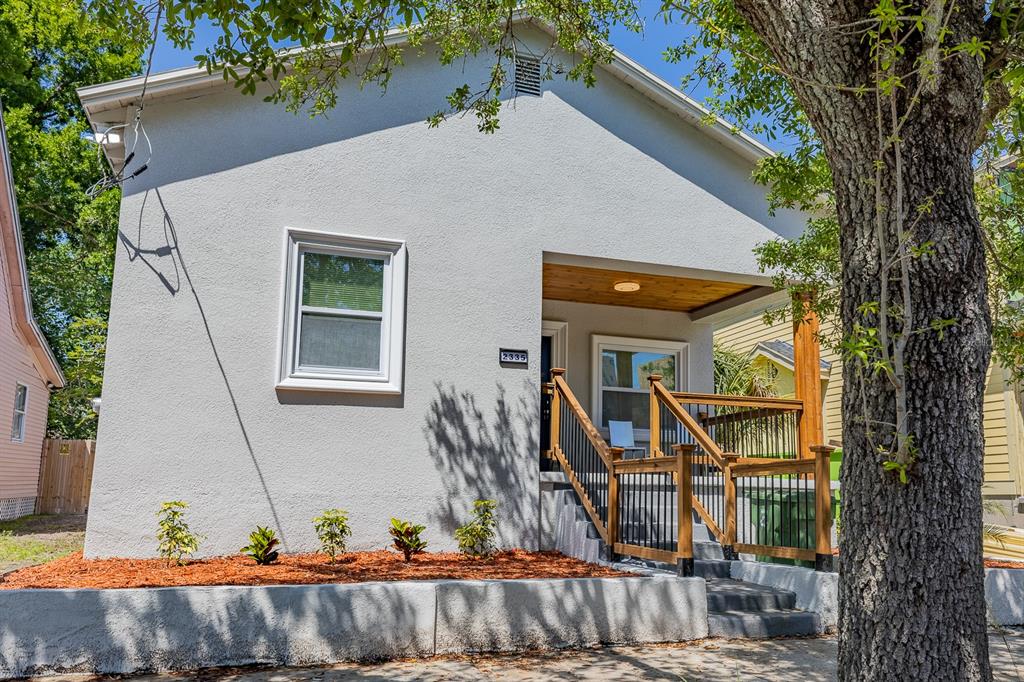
(974, 76, 1011, 150)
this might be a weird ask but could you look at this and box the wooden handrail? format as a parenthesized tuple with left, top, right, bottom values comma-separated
(651, 381, 728, 465)
(552, 374, 613, 468)
(730, 458, 816, 477)
(612, 456, 680, 474)
(732, 456, 798, 465)
(699, 406, 802, 429)
(548, 369, 613, 546)
(670, 391, 804, 411)
(691, 495, 726, 544)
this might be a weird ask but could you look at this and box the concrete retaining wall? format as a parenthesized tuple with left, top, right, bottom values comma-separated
(985, 568, 1024, 626)
(435, 577, 707, 653)
(0, 576, 707, 678)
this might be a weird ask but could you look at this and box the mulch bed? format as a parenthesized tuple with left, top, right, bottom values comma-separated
(984, 558, 1024, 569)
(832, 547, 1023, 570)
(0, 549, 634, 590)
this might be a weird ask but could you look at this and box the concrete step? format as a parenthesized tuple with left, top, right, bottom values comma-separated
(694, 541, 724, 560)
(705, 579, 796, 611)
(707, 609, 822, 638)
(694, 559, 732, 579)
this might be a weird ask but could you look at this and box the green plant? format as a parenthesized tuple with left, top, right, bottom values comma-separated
(713, 344, 778, 398)
(240, 526, 280, 565)
(455, 500, 498, 559)
(388, 518, 427, 562)
(156, 501, 202, 565)
(313, 509, 352, 563)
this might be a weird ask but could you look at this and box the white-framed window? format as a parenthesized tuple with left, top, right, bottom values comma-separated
(278, 228, 406, 394)
(11, 383, 27, 443)
(591, 335, 687, 435)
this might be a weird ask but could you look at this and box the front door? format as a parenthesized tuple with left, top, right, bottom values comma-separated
(540, 335, 553, 454)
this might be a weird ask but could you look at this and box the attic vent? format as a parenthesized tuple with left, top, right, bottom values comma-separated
(514, 56, 542, 96)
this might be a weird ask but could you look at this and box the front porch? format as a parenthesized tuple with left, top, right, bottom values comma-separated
(538, 257, 834, 574)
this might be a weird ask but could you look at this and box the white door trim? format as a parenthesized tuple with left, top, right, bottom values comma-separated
(541, 320, 568, 377)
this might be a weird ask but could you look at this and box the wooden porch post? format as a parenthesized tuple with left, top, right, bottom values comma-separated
(793, 293, 824, 459)
(550, 368, 566, 457)
(723, 453, 738, 559)
(812, 444, 835, 571)
(674, 443, 695, 576)
(607, 446, 624, 562)
(648, 374, 662, 457)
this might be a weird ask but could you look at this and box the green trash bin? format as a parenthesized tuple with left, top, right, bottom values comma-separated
(830, 449, 842, 534)
(749, 486, 817, 568)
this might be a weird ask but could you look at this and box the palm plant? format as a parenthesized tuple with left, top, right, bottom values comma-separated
(713, 345, 778, 397)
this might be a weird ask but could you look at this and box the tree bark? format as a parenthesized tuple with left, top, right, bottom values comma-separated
(734, 1, 993, 679)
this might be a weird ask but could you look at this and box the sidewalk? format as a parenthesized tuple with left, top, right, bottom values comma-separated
(40, 629, 1024, 681)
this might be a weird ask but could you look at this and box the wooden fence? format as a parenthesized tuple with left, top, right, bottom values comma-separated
(36, 439, 96, 515)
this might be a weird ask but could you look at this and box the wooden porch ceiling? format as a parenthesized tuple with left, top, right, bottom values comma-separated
(542, 263, 757, 313)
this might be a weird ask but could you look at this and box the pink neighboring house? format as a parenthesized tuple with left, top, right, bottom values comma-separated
(0, 105, 65, 521)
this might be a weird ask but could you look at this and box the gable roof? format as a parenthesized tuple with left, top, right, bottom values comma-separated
(77, 16, 775, 171)
(752, 340, 831, 379)
(0, 104, 65, 388)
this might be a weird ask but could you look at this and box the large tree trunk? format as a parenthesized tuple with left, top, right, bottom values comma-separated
(735, 2, 993, 679)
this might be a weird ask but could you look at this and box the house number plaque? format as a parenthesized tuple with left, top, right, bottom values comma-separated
(499, 349, 529, 365)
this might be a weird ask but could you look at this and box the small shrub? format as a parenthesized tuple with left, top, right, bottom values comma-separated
(313, 509, 352, 563)
(455, 499, 498, 559)
(389, 518, 427, 562)
(240, 526, 280, 565)
(156, 501, 202, 565)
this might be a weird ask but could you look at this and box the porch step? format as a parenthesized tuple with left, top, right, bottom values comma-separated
(707, 608, 823, 638)
(694, 541, 724, 560)
(694, 558, 732, 579)
(705, 578, 796, 611)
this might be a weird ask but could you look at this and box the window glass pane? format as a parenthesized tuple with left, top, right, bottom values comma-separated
(14, 386, 26, 411)
(600, 350, 676, 390)
(302, 252, 384, 312)
(601, 390, 649, 426)
(298, 313, 382, 372)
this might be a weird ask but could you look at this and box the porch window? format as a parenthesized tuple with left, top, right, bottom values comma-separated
(11, 384, 27, 443)
(278, 229, 406, 393)
(591, 335, 686, 432)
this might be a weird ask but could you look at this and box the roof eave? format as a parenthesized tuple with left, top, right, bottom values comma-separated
(78, 17, 775, 168)
(0, 103, 66, 388)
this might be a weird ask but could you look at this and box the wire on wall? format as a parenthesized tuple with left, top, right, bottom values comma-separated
(87, 2, 163, 198)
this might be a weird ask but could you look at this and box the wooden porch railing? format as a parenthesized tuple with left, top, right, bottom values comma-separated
(546, 369, 834, 573)
(548, 369, 696, 575)
(650, 378, 835, 570)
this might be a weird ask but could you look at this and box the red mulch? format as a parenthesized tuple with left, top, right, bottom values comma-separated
(984, 558, 1024, 569)
(0, 549, 634, 590)
(832, 547, 1023, 570)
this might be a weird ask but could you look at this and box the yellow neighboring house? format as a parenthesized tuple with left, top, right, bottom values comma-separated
(716, 310, 1024, 530)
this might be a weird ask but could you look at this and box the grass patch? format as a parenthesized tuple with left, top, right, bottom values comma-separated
(0, 514, 86, 575)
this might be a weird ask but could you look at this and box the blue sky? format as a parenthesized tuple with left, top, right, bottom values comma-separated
(148, 1, 789, 150)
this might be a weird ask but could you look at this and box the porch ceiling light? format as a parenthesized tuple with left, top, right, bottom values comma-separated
(613, 280, 641, 293)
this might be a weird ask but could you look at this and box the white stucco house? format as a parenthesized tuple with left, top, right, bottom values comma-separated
(77, 20, 810, 558)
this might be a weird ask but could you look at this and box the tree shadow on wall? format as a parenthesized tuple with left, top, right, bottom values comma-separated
(423, 379, 539, 547)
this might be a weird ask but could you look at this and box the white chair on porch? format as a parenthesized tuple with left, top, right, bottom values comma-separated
(608, 420, 646, 459)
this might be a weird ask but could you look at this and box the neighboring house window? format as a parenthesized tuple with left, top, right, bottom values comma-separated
(278, 229, 406, 393)
(591, 335, 687, 433)
(11, 384, 27, 442)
